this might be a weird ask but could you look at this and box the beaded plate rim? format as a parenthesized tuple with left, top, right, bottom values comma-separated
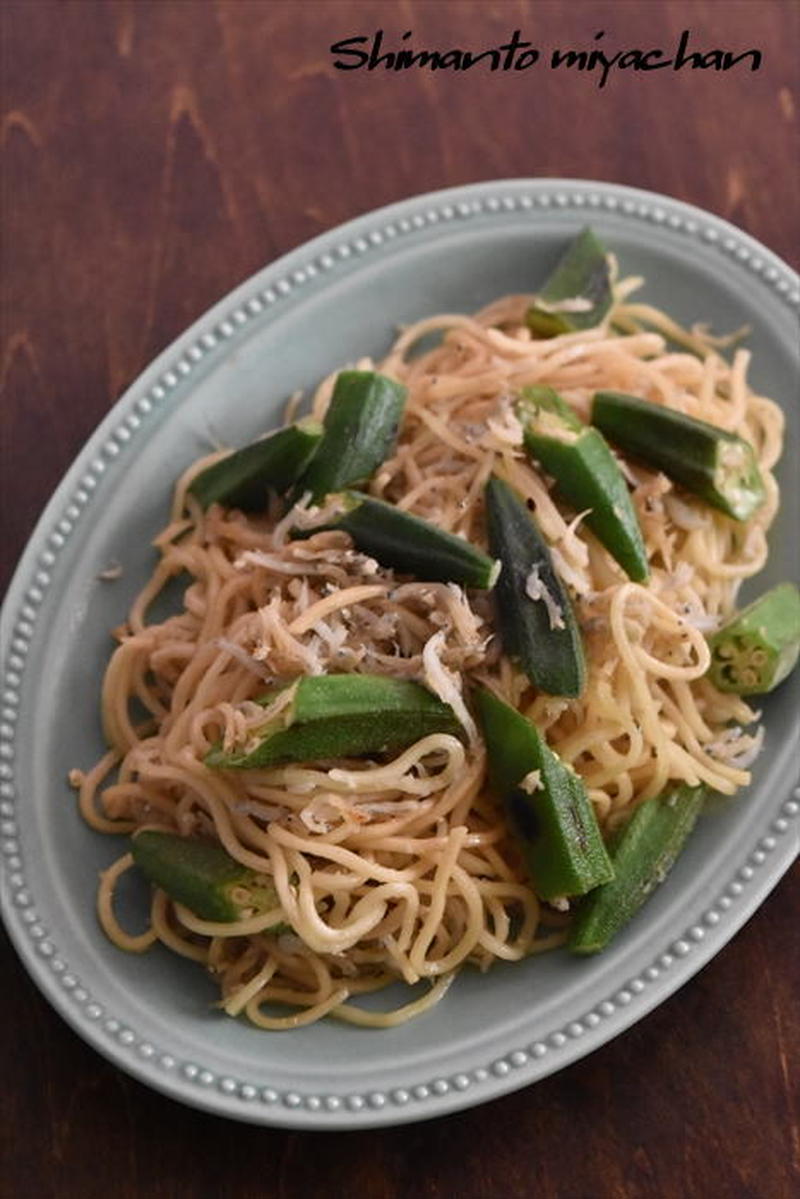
(1, 178, 798, 1129)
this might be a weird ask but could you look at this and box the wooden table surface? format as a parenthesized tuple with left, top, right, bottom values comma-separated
(2, 2, 798, 1196)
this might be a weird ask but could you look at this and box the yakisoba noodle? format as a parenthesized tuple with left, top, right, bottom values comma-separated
(73, 263, 784, 1029)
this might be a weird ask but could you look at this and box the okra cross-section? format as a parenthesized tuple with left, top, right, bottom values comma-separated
(707, 582, 800, 695)
(188, 418, 323, 512)
(592, 390, 766, 522)
(475, 687, 613, 900)
(569, 784, 707, 953)
(205, 674, 463, 769)
(131, 830, 284, 923)
(485, 475, 586, 697)
(517, 386, 649, 582)
(294, 370, 407, 504)
(526, 227, 613, 338)
(296, 491, 501, 589)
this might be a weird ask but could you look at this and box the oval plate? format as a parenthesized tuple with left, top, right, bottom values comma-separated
(2, 180, 799, 1129)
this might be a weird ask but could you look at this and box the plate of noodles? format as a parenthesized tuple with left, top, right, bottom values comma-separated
(1, 180, 798, 1128)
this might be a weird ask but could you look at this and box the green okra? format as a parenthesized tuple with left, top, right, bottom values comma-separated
(484, 476, 586, 697)
(475, 687, 613, 900)
(707, 582, 800, 695)
(131, 830, 284, 924)
(592, 391, 766, 522)
(205, 674, 463, 769)
(188, 418, 323, 512)
(295, 491, 501, 589)
(526, 228, 613, 338)
(517, 386, 649, 582)
(294, 371, 407, 504)
(569, 784, 707, 954)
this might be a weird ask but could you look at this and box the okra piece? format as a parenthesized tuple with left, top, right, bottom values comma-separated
(569, 784, 707, 953)
(131, 830, 283, 923)
(475, 687, 613, 899)
(592, 391, 766, 522)
(526, 227, 613, 338)
(485, 476, 586, 697)
(517, 386, 649, 582)
(206, 674, 462, 769)
(294, 371, 407, 504)
(707, 582, 800, 695)
(296, 492, 501, 589)
(188, 418, 323, 512)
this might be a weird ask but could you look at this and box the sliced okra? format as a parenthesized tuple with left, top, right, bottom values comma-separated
(569, 784, 707, 953)
(592, 390, 765, 522)
(485, 476, 586, 697)
(517, 386, 649, 582)
(293, 371, 407, 504)
(476, 687, 613, 900)
(295, 491, 500, 589)
(707, 582, 800, 694)
(205, 674, 463, 769)
(526, 227, 613, 338)
(131, 830, 284, 924)
(188, 418, 322, 512)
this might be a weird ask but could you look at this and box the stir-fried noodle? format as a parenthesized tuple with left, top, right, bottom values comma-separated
(73, 270, 783, 1029)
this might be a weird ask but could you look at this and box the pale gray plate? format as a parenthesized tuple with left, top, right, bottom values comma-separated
(2, 180, 798, 1129)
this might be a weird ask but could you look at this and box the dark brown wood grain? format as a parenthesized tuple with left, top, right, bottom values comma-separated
(2, 2, 798, 1196)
